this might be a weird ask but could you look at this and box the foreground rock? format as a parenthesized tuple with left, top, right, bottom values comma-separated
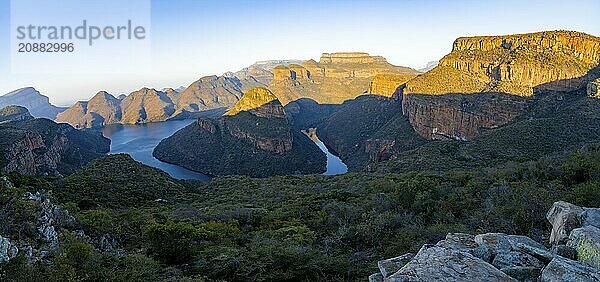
(371, 201, 600, 281)
(153, 87, 326, 177)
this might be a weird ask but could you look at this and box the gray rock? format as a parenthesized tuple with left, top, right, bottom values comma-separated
(475, 233, 546, 257)
(0, 176, 13, 189)
(581, 208, 600, 229)
(517, 243, 556, 264)
(546, 201, 584, 245)
(551, 245, 577, 260)
(0, 236, 18, 262)
(369, 272, 384, 282)
(541, 256, 600, 282)
(436, 233, 491, 262)
(567, 225, 600, 268)
(378, 253, 414, 278)
(492, 251, 544, 269)
(499, 266, 541, 282)
(386, 245, 517, 282)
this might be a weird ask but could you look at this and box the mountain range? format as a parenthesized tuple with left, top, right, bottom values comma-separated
(0, 87, 66, 119)
(1, 29, 600, 282)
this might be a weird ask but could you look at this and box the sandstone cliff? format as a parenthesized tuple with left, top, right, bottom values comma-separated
(368, 74, 418, 96)
(0, 88, 66, 119)
(269, 52, 420, 105)
(400, 31, 600, 140)
(153, 87, 325, 177)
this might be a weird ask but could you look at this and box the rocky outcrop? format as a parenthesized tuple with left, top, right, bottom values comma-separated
(225, 87, 285, 118)
(400, 31, 600, 141)
(269, 52, 419, 105)
(372, 201, 600, 281)
(0, 106, 33, 124)
(0, 111, 110, 176)
(153, 87, 326, 177)
(589, 78, 600, 98)
(368, 74, 417, 97)
(0, 236, 18, 263)
(0, 87, 65, 119)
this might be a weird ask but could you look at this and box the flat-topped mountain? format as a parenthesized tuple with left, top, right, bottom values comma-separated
(399, 30, 600, 140)
(269, 52, 420, 104)
(0, 87, 66, 119)
(0, 106, 110, 176)
(153, 87, 325, 177)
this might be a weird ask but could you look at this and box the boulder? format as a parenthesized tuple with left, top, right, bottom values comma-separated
(377, 253, 414, 278)
(0, 236, 18, 262)
(546, 201, 585, 245)
(368, 273, 384, 282)
(436, 233, 491, 262)
(550, 245, 577, 260)
(541, 256, 600, 282)
(491, 251, 544, 269)
(386, 245, 517, 281)
(499, 266, 541, 282)
(581, 207, 600, 229)
(567, 225, 600, 268)
(474, 233, 546, 257)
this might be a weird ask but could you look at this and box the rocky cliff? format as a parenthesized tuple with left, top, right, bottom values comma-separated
(234, 59, 304, 90)
(0, 88, 66, 119)
(0, 107, 110, 176)
(153, 87, 325, 177)
(368, 74, 418, 96)
(400, 31, 600, 140)
(370, 201, 600, 282)
(269, 52, 420, 105)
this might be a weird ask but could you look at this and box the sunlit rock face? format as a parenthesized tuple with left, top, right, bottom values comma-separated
(399, 31, 600, 141)
(269, 52, 420, 105)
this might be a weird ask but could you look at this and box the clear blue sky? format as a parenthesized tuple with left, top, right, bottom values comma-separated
(1, 0, 599, 105)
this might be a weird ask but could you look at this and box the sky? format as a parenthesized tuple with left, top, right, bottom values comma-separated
(0, 0, 599, 106)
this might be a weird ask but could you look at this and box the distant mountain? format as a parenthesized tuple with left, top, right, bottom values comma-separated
(268, 53, 420, 105)
(234, 59, 304, 90)
(0, 87, 66, 119)
(0, 106, 110, 176)
(418, 60, 439, 72)
(153, 87, 326, 177)
(57, 75, 245, 128)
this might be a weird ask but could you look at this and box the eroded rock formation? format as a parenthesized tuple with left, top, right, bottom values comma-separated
(269, 52, 419, 105)
(399, 31, 600, 140)
(153, 87, 326, 177)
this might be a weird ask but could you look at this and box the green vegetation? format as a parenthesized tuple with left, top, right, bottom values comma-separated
(2, 145, 599, 281)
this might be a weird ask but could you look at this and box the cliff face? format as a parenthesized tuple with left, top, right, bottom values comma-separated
(0, 109, 110, 176)
(153, 87, 325, 177)
(0, 88, 66, 119)
(400, 31, 600, 140)
(368, 74, 418, 96)
(269, 52, 420, 105)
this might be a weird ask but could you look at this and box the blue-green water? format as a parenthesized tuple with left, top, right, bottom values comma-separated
(102, 120, 347, 180)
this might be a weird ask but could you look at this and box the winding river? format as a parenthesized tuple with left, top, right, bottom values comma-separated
(102, 120, 348, 180)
